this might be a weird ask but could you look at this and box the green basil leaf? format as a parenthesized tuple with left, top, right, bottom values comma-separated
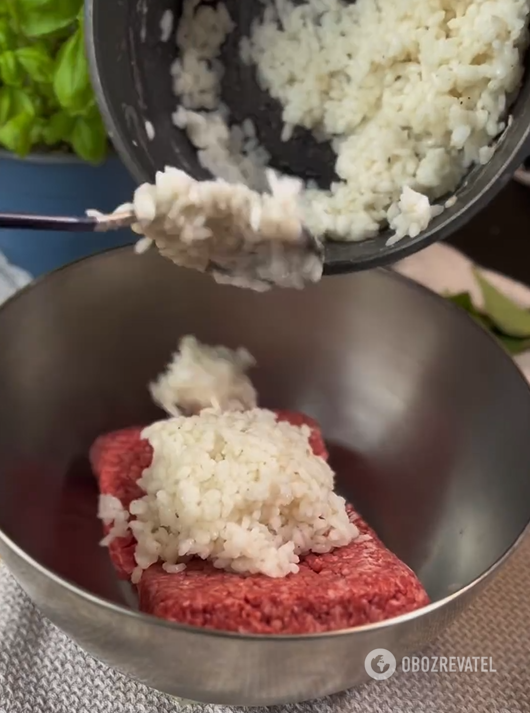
(495, 333, 530, 356)
(0, 18, 16, 52)
(53, 27, 93, 115)
(446, 287, 530, 356)
(10, 87, 36, 116)
(40, 84, 59, 110)
(446, 291, 475, 312)
(468, 311, 492, 332)
(0, 50, 24, 86)
(0, 112, 33, 156)
(0, 86, 13, 123)
(29, 116, 46, 144)
(1, 0, 17, 21)
(70, 114, 107, 163)
(16, 46, 54, 83)
(17, 0, 82, 38)
(42, 110, 74, 145)
(446, 292, 486, 323)
(473, 269, 530, 338)
(446, 291, 490, 329)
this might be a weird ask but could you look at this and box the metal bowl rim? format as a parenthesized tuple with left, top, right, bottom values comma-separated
(1, 247, 530, 641)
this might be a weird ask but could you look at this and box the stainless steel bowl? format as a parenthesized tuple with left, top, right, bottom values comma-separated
(0, 249, 529, 706)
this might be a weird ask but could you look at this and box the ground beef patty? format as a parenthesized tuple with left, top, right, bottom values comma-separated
(90, 411, 429, 634)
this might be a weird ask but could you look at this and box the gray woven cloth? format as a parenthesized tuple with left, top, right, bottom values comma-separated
(1, 535, 530, 713)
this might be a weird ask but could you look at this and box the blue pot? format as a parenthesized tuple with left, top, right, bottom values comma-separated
(0, 152, 137, 277)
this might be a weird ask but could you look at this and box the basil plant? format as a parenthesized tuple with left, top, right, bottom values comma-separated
(0, 0, 108, 163)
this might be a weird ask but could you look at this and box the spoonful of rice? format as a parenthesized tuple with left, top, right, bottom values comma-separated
(0, 167, 324, 292)
(121, 167, 324, 291)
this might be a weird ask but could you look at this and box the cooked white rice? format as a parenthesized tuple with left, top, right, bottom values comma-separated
(160, 9, 174, 42)
(170, 0, 529, 244)
(99, 337, 357, 580)
(171, 1, 272, 189)
(149, 335, 258, 416)
(104, 407, 358, 581)
(387, 188, 445, 247)
(145, 121, 155, 141)
(98, 494, 130, 546)
(125, 165, 323, 291)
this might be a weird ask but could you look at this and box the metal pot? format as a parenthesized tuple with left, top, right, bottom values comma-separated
(86, 0, 530, 273)
(0, 248, 529, 705)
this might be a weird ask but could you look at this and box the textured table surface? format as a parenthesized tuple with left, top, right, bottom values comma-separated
(1, 242, 530, 713)
(1, 534, 529, 713)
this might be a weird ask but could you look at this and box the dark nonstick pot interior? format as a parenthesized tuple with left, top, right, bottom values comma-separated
(87, 0, 530, 273)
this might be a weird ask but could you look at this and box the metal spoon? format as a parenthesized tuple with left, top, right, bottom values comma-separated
(0, 209, 324, 290)
(0, 210, 136, 233)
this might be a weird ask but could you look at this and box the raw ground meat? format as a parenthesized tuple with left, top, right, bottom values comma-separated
(90, 411, 429, 634)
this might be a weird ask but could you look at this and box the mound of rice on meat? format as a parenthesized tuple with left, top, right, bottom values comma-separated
(124, 408, 356, 581)
(98, 411, 358, 582)
(98, 336, 357, 581)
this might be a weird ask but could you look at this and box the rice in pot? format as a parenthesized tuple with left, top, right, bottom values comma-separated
(170, 0, 530, 244)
